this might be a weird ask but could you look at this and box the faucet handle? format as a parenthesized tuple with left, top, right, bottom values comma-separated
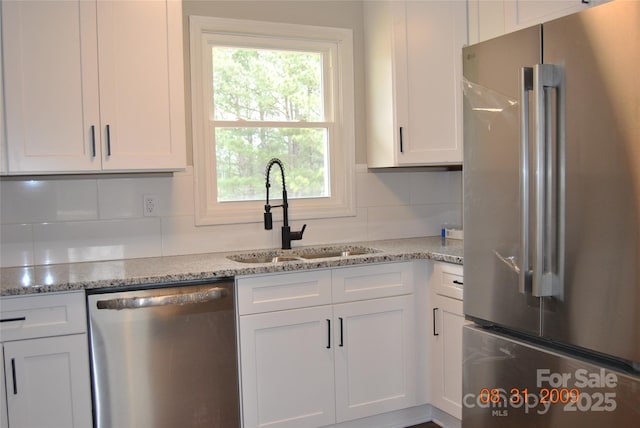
(290, 224, 307, 241)
(264, 206, 273, 230)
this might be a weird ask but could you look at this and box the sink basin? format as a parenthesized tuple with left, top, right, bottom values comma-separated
(232, 255, 303, 264)
(228, 246, 378, 264)
(298, 249, 371, 259)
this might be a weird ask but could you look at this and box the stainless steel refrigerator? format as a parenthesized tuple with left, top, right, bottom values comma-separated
(462, 1, 640, 426)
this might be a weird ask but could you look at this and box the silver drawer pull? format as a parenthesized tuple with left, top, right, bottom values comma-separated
(96, 288, 227, 310)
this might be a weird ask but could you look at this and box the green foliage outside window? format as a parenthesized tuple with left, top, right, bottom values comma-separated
(212, 47, 329, 202)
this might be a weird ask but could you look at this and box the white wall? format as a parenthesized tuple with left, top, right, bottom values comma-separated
(0, 166, 461, 267)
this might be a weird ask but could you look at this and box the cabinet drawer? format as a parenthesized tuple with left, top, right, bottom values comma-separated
(433, 262, 463, 300)
(0, 291, 87, 341)
(237, 270, 332, 315)
(332, 262, 414, 303)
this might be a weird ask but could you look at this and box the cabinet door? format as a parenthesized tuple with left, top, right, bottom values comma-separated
(1, 291, 87, 342)
(364, 0, 466, 167)
(333, 295, 416, 422)
(469, 1, 612, 45)
(237, 270, 332, 315)
(332, 262, 413, 304)
(2, 0, 101, 173)
(96, 0, 186, 171)
(431, 294, 469, 419)
(239, 306, 335, 428)
(363, 0, 401, 167)
(3, 334, 93, 428)
(504, 0, 591, 32)
(396, 0, 467, 165)
(468, 0, 507, 45)
(1, 347, 7, 428)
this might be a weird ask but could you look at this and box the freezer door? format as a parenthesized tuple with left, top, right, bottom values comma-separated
(463, 26, 542, 335)
(540, 0, 640, 366)
(463, 325, 640, 427)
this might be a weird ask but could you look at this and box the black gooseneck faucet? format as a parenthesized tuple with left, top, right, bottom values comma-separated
(264, 158, 307, 249)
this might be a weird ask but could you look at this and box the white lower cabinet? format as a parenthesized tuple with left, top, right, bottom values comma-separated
(239, 305, 336, 428)
(333, 295, 416, 422)
(0, 292, 93, 428)
(1, 351, 6, 428)
(431, 294, 466, 419)
(429, 262, 469, 420)
(2, 335, 92, 428)
(237, 262, 416, 428)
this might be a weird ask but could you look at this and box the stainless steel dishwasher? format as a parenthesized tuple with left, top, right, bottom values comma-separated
(86, 279, 240, 428)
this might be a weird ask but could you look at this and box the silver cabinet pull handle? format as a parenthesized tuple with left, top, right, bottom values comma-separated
(96, 288, 227, 310)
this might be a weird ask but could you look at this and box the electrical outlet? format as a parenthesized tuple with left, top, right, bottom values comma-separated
(143, 195, 158, 216)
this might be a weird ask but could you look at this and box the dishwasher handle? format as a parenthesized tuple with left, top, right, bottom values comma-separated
(96, 287, 228, 310)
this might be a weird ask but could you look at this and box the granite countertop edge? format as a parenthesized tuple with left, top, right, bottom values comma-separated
(1, 236, 463, 296)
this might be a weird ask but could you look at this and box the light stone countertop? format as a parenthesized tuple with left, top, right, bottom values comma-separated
(0, 236, 463, 296)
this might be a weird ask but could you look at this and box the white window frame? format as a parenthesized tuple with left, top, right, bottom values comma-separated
(190, 16, 355, 225)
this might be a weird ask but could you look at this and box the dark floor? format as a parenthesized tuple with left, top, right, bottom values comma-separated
(407, 422, 440, 428)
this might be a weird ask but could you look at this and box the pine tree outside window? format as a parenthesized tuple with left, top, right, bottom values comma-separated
(190, 17, 355, 225)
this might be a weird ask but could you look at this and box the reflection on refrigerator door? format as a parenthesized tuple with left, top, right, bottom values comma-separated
(463, 326, 640, 427)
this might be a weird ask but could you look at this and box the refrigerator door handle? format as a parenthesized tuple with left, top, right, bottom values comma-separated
(519, 67, 534, 294)
(532, 64, 565, 298)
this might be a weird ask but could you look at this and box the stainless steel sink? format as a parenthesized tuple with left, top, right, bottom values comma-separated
(298, 249, 371, 259)
(231, 255, 303, 264)
(228, 246, 377, 264)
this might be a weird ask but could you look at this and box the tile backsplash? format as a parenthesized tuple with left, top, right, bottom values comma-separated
(0, 165, 461, 267)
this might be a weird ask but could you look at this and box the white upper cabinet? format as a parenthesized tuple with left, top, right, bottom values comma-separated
(468, 0, 611, 45)
(2, 1, 99, 173)
(467, 0, 508, 45)
(1, 0, 186, 175)
(364, 0, 467, 167)
(96, 0, 185, 171)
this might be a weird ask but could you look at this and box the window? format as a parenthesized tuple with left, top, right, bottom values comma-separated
(190, 16, 355, 225)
